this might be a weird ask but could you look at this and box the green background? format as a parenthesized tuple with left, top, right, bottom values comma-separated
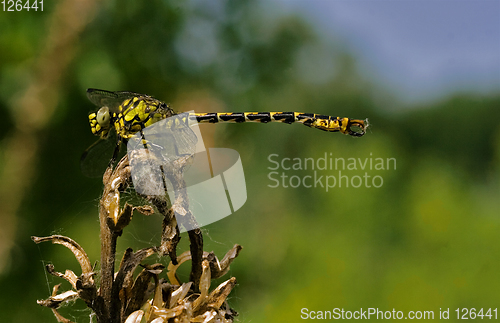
(0, 1, 499, 322)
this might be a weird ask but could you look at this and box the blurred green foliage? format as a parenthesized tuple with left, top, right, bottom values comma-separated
(0, 1, 499, 322)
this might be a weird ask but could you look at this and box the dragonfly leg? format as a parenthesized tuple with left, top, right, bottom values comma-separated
(102, 138, 123, 183)
(107, 137, 123, 170)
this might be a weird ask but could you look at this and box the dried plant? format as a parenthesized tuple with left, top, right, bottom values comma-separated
(32, 154, 241, 323)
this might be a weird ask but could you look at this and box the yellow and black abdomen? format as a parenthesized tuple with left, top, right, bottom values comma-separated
(190, 112, 366, 137)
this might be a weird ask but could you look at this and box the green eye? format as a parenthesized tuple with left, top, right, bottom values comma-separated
(96, 106, 110, 125)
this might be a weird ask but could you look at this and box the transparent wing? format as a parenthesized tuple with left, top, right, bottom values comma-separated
(137, 112, 197, 161)
(80, 132, 118, 178)
(127, 113, 198, 196)
(86, 88, 146, 112)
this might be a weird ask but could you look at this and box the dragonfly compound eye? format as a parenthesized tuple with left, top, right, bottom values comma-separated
(97, 106, 110, 126)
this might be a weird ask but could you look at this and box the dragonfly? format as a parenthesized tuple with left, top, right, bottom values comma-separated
(82, 88, 367, 176)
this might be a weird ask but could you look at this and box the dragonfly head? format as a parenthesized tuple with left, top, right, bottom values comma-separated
(88, 106, 112, 139)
